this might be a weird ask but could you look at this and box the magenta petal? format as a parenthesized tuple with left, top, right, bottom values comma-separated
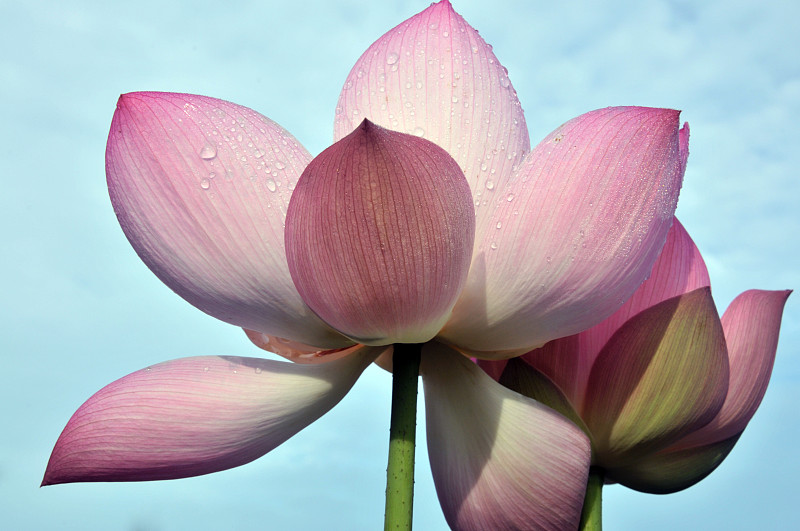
(443, 107, 686, 353)
(680, 289, 791, 446)
(422, 343, 590, 531)
(107, 92, 350, 348)
(334, 0, 530, 242)
(285, 120, 475, 345)
(42, 349, 379, 485)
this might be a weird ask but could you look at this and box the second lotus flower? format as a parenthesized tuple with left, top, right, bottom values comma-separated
(44, 2, 690, 529)
(481, 219, 790, 494)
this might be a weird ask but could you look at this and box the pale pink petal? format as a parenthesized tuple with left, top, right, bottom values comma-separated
(107, 92, 350, 348)
(517, 218, 710, 408)
(678, 289, 791, 446)
(334, 0, 530, 246)
(285, 121, 474, 345)
(582, 288, 729, 467)
(42, 348, 380, 485)
(243, 328, 363, 364)
(421, 343, 590, 531)
(442, 107, 686, 353)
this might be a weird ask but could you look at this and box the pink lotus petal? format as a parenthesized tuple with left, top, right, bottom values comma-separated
(608, 434, 741, 494)
(678, 289, 791, 446)
(421, 343, 590, 531)
(107, 92, 350, 349)
(285, 120, 474, 345)
(518, 218, 710, 408)
(243, 328, 363, 364)
(334, 0, 530, 245)
(442, 107, 686, 353)
(42, 348, 380, 485)
(582, 288, 729, 466)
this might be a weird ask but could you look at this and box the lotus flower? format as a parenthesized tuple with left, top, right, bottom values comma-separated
(44, 2, 688, 528)
(481, 219, 790, 494)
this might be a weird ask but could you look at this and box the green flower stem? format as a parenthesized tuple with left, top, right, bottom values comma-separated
(384, 343, 422, 531)
(579, 467, 604, 531)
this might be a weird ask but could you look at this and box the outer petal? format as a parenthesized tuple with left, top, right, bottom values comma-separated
(107, 92, 350, 348)
(334, 0, 530, 243)
(515, 218, 710, 409)
(673, 289, 791, 447)
(605, 290, 789, 493)
(442, 107, 686, 354)
(582, 288, 729, 466)
(608, 434, 741, 494)
(285, 121, 474, 345)
(42, 348, 380, 485)
(421, 343, 590, 531)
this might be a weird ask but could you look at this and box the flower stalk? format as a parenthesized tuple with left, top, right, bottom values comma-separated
(579, 467, 604, 531)
(384, 343, 422, 530)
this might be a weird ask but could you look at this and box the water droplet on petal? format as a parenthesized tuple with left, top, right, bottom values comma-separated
(485, 180, 495, 190)
(266, 179, 277, 192)
(199, 144, 217, 160)
(255, 367, 262, 374)
(413, 126, 425, 137)
(275, 161, 285, 170)
(200, 178, 210, 190)
(490, 242, 498, 250)
(506, 193, 515, 202)
(386, 53, 399, 65)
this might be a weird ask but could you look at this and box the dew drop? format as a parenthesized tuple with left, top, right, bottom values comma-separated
(255, 367, 262, 374)
(413, 126, 425, 137)
(485, 180, 495, 190)
(451, 96, 459, 103)
(200, 178, 210, 190)
(490, 242, 498, 250)
(199, 144, 217, 160)
(495, 221, 502, 229)
(203, 366, 210, 372)
(386, 53, 399, 65)
(275, 161, 286, 170)
(506, 193, 515, 202)
(266, 178, 277, 192)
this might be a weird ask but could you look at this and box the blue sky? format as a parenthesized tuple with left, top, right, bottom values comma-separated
(2, 0, 798, 529)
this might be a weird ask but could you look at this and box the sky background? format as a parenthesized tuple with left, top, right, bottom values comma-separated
(2, 0, 798, 529)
